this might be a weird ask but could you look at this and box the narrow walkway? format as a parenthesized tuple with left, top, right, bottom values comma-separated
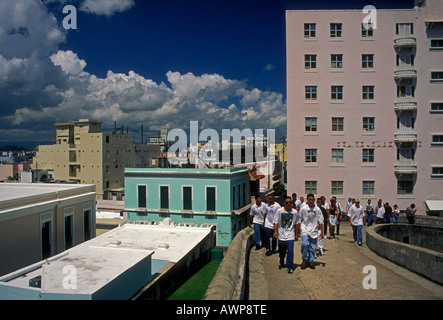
(249, 224, 443, 300)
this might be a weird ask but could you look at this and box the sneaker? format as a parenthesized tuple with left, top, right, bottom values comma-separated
(287, 268, 293, 274)
(358, 242, 362, 246)
(319, 248, 324, 255)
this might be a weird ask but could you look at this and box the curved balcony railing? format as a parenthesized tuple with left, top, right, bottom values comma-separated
(394, 35, 416, 49)
(394, 130, 417, 143)
(394, 97, 417, 112)
(394, 66, 417, 80)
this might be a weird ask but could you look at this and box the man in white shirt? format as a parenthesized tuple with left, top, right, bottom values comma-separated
(292, 193, 301, 212)
(249, 195, 268, 250)
(375, 201, 385, 225)
(298, 193, 324, 270)
(273, 196, 299, 273)
(263, 195, 281, 256)
(348, 198, 365, 246)
(365, 199, 374, 226)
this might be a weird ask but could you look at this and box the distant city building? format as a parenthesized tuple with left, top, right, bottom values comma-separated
(286, 0, 443, 213)
(0, 183, 96, 276)
(123, 167, 251, 246)
(33, 119, 161, 200)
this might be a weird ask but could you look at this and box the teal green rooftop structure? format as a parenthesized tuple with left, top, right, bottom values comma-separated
(124, 167, 252, 247)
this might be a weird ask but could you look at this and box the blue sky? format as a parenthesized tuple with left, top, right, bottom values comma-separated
(0, 0, 413, 148)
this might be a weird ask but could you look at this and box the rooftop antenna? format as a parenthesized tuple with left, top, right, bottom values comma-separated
(141, 123, 144, 144)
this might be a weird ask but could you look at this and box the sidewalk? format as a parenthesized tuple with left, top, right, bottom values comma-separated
(248, 223, 443, 300)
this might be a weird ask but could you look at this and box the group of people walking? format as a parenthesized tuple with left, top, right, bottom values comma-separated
(248, 193, 417, 274)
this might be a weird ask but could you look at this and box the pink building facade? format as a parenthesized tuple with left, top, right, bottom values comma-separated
(286, 0, 443, 214)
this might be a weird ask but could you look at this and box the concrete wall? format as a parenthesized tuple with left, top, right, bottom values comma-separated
(366, 223, 443, 285)
(203, 227, 254, 300)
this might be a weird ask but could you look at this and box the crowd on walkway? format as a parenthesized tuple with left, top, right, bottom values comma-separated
(248, 193, 418, 274)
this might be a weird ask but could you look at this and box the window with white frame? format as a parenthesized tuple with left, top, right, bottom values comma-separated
(432, 134, 443, 145)
(331, 85, 343, 100)
(331, 54, 343, 68)
(431, 71, 443, 82)
(362, 86, 374, 100)
(305, 86, 317, 100)
(363, 117, 375, 131)
(331, 181, 344, 195)
(362, 181, 375, 195)
(305, 149, 317, 163)
(305, 54, 317, 69)
(396, 23, 413, 35)
(361, 23, 374, 37)
(362, 54, 374, 68)
(305, 181, 317, 194)
(431, 167, 443, 177)
(331, 148, 344, 163)
(430, 39, 443, 49)
(304, 23, 316, 38)
(397, 180, 413, 195)
(362, 149, 375, 163)
(305, 117, 317, 132)
(330, 23, 342, 37)
(430, 102, 443, 112)
(331, 117, 344, 132)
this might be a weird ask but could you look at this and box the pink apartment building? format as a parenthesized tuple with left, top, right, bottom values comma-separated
(286, 0, 443, 215)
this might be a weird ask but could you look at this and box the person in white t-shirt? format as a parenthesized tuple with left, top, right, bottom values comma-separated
(249, 195, 268, 250)
(292, 193, 301, 212)
(263, 195, 281, 256)
(298, 193, 324, 270)
(375, 201, 385, 224)
(392, 204, 400, 224)
(273, 196, 299, 274)
(348, 198, 365, 246)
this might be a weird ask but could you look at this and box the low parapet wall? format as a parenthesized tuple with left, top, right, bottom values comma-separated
(366, 224, 443, 285)
(203, 227, 254, 300)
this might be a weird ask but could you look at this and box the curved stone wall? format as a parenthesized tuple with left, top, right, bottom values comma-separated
(366, 223, 443, 285)
(203, 227, 254, 300)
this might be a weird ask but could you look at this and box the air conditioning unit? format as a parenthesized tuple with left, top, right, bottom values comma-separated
(29, 275, 41, 288)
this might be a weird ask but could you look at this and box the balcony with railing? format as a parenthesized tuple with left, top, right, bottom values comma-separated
(394, 160, 417, 174)
(394, 130, 417, 143)
(394, 96, 417, 112)
(394, 35, 416, 49)
(394, 66, 417, 80)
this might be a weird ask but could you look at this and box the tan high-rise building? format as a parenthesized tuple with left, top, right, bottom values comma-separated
(34, 119, 160, 200)
(286, 0, 443, 214)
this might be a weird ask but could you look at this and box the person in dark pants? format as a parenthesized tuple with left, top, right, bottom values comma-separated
(249, 195, 268, 250)
(263, 195, 281, 256)
(406, 204, 416, 224)
(384, 202, 392, 223)
(273, 196, 299, 274)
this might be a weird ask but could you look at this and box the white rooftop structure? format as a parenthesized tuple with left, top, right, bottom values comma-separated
(0, 219, 213, 300)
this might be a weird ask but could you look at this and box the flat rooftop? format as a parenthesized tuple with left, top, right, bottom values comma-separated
(0, 183, 94, 203)
(0, 220, 213, 298)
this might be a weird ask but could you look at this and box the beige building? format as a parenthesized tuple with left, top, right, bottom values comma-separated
(286, 0, 443, 214)
(0, 183, 96, 276)
(34, 119, 160, 200)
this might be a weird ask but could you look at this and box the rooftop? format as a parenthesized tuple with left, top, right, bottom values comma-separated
(0, 220, 213, 299)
